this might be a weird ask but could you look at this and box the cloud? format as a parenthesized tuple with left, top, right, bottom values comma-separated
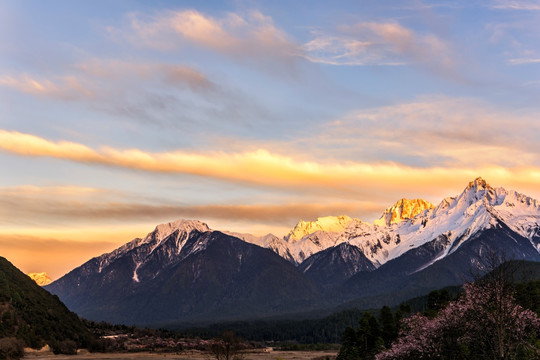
(0, 60, 216, 101)
(0, 129, 539, 202)
(0, 185, 384, 278)
(0, 185, 381, 227)
(116, 9, 301, 69)
(491, 1, 540, 11)
(74, 59, 216, 92)
(0, 60, 269, 129)
(0, 74, 94, 100)
(304, 96, 540, 169)
(304, 35, 405, 66)
(507, 58, 540, 65)
(304, 21, 454, 71)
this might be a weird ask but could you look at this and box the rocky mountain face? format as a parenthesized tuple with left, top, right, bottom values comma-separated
(373, 198, 434, 227)
(298, 243, 376, 290)
(46, 177, 540, 325)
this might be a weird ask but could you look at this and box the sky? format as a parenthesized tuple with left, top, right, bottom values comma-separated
(1, 0, 540, 279)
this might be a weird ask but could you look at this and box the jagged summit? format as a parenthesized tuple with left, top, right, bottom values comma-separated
(285, 215, 358, 242)
(268, 177, 539, 265)
(467, 176, 490, 190)
(152, 219, 210, 242)
(76, 218, 214, 284)
(374, 198, 434, 227)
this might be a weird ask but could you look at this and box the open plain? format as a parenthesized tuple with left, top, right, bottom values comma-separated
(25, 350, 337, 360)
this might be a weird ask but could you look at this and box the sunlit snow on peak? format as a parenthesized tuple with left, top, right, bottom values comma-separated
(374, 198, 434, 227)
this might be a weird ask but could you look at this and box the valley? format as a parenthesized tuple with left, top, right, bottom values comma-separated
(4, 2, 540, 358)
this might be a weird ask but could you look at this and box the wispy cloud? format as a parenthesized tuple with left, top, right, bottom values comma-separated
(0, 59, 269, 128)
(0, 60, 216, 101)
(304, 21, 454, 71)
(0, 185, 379, 227)
(306, 96, 540, 168)
(507, 57, 540, 65)
(113, 9, 302, 69)
(75, 59, 216, 92)
(1, 129, 539, 201)
(0, 74, 94, 100)
(491, 1, 540, 11)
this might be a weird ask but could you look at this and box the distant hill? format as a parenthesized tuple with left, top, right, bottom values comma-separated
(0, 256, 91, 349)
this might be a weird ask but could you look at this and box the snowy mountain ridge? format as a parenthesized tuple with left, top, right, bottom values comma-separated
(89, 219, 210, 282)
(373, 198, 434, 227)
(239, 177, 540, 267)
(46, 177, 540, 325)
(285, 215, 358, 242)
(72, 177, 539, 283)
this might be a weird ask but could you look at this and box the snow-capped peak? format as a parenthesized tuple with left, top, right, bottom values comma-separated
(458, 177, 499, 205)
(150, 219, 210, 244)
(94, 219, 212, 281)
(269, 177, 539, 267)
(467, 176, 489, 190)
(374, 198, 434, 227)
(224, 231, 278, 247)
(285, 215, 357, 242)
(28, 272, 53, 286)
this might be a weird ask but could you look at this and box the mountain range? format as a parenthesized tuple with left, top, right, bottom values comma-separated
(46, 177, 540, 325)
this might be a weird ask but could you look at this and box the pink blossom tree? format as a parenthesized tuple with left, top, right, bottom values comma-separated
(376, 279, 540, 360)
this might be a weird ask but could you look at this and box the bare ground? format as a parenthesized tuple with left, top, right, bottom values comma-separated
(24, 349, 337, 360)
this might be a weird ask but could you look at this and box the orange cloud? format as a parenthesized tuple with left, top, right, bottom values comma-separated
(0, 129, 539, 201)
(119, 9, 301, 68)
(0, 197, 379, 279)
(0, 74, 93, 100)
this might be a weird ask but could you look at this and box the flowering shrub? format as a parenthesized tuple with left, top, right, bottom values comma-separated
(376, 280, 540, 360)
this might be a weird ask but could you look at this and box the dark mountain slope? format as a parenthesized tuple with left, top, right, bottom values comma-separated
(48, 231, 322, 325)
(0, 257, 90, 349)
(299, 243, 376, 289)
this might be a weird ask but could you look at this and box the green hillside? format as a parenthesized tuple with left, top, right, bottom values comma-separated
(0, 256, 91, 350)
